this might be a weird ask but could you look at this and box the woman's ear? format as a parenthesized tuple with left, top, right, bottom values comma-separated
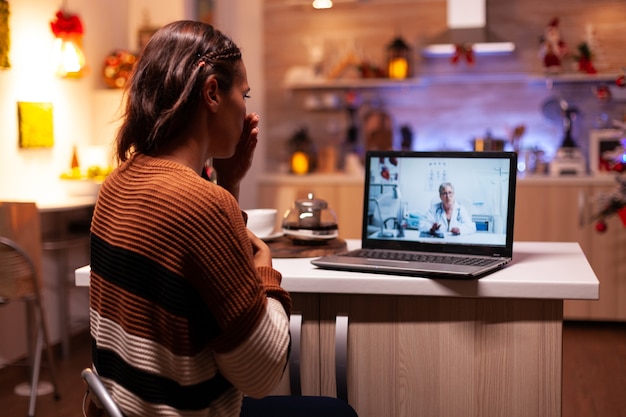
(203, 77, 220, 111)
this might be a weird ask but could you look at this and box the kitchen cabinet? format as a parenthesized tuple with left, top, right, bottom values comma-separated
(515, 176, 626, 321)
(258, 174, 364, 239)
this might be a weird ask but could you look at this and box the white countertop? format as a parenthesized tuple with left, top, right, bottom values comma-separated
(75, 240, 599, 300)
(1, 181, 98, 212)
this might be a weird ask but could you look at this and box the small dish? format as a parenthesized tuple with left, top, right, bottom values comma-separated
(261, 231, 284, 242)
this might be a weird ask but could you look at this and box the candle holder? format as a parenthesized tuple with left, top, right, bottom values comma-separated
(386, 36, 412, 80)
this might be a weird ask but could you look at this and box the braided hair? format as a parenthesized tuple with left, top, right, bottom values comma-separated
(115, 20, 242, 162)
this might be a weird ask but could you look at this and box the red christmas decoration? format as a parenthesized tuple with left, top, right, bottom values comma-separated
(591, 175, 626, 232)
(575, 42, 597, 74)
(540, 18, 568, 74)
(451, 44, 474, 65)
(50, 10, 83, 37)
(594, 84, 611, 101)
(49, 9, 87, 78)
(102, 49, 137, 89)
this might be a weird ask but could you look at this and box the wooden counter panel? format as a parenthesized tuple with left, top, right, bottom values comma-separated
(318, 294, 562, 417)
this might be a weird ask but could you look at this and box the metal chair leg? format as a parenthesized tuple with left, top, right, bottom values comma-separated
(27, 327, 43, 417)
(26, 299, 61, 417)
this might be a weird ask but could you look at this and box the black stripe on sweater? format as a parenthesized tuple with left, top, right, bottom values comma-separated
(90, 233, 220, 338)
(93, 340, 233, 411)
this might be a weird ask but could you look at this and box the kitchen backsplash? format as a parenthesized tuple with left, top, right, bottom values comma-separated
(263, 0, 626, 174)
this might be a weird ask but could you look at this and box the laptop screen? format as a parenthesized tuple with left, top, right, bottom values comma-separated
(362, 151, 517, 257)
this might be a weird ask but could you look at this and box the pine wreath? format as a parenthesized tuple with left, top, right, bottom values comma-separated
(0, 0, 9, 69)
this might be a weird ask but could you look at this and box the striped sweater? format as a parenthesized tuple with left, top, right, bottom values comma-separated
(88, 154, 291, 417)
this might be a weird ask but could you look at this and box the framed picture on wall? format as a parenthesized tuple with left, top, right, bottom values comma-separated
(589, 129, 625, 175)
(17, 102, 54, 148)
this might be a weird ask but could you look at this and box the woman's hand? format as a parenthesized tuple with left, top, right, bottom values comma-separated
(213, 113, 260, 200)
(247, 228, 273, 268)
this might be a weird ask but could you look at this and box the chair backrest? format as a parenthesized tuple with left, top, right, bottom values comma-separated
(0, 236, 37, 303)
(81, 368, 125, 417)
(0, 202, 42, 299)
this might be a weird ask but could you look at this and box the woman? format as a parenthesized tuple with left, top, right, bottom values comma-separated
(87, 21, 291, 417)
(420, 182, 476, 236)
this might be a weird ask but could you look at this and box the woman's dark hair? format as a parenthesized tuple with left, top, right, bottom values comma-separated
(115, 20, 242, 162)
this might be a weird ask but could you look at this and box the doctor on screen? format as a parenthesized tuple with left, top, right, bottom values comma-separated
(420, 182, 476, 236)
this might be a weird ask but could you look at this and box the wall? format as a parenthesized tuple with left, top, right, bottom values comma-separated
(0, 0, 264, 366)
(263, 0, 626, 173)
(0, 0, 129, 368)
(0, 1, 128, 200)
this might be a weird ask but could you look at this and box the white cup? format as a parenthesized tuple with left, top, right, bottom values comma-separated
(245, 208, 278, 238)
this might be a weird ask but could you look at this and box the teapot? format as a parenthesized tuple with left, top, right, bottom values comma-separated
(282, 193, 338, 242)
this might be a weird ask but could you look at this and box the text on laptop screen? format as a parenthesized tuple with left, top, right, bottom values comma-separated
(364, 152, 514, 248)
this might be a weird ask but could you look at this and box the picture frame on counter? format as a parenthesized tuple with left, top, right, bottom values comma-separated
(589, 129, 625, 175)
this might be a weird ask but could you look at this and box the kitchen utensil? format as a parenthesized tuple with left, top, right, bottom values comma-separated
(282, 193, 338, 242)
(541, 95, 566, 123)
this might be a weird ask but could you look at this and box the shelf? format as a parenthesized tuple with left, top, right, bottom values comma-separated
(527, 72, 621, 86)
(284, 72, 622, 90)
(284, 78, 424, 90)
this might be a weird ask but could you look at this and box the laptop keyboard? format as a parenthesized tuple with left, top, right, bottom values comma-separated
(348, 249, 500, 267)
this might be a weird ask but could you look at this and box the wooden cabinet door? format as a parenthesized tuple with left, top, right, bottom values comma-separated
(565, 184, 626, 320)
(516, 181, 626, 320)
(332, 184, 364, 240)
(514, 182, 591, 246)
(319, 294, 562, 417)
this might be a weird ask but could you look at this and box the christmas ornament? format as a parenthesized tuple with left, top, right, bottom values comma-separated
(594, 84, 611, 101)
(50, 9, 87, 78)
(451, 44, 474, 65)
(539, 17, 568, 74)
(102, 50, 137, 89)
(575, 41, 597, 74)
(590, 169, 626, 232)
(595, 220, 607, 233)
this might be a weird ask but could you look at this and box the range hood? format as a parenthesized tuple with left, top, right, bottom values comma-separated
(422, 0, 515, 57)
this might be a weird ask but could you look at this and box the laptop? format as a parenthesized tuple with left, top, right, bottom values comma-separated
(311, 150, 518, 279)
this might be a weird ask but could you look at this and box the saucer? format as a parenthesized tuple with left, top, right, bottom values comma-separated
(261, 231, 284, 242)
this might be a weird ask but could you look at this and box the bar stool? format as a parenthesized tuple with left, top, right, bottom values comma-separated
(0, 236, 61, 417)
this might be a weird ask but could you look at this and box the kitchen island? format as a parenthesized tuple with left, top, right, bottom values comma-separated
(76, 240, 598, 417)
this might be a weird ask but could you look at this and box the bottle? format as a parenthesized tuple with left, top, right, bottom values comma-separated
(339, 91, 363, 172)
(70, 145, 80, 169)
(400, 125, 414, 151)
